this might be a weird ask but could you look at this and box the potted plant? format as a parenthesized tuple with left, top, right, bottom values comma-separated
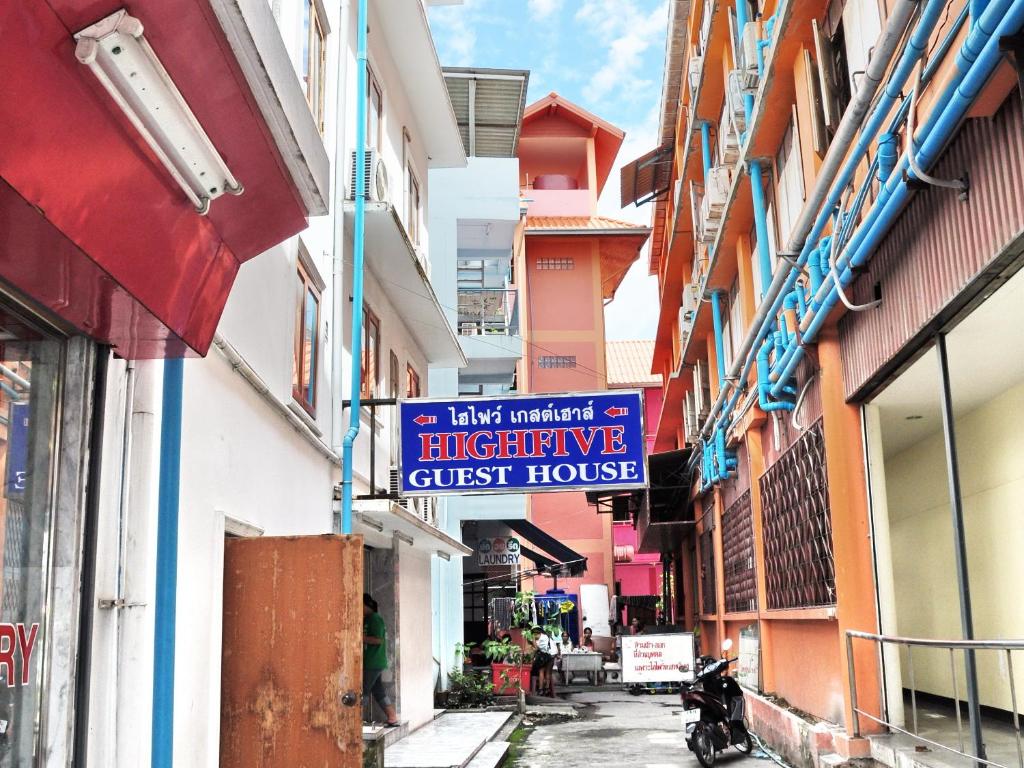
(482, 634, 533, 697)
(508, 590, 535, 649)
(454, 641, 476, 670)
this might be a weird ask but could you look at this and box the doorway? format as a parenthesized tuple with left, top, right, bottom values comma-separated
(863, 266, 1024, 765)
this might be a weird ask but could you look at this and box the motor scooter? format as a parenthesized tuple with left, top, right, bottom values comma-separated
(681, 638, 754, 767)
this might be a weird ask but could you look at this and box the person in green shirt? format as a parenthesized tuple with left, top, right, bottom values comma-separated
(363, 593, 399, 726)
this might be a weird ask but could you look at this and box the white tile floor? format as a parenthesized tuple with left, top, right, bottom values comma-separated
(383, 711, 514, 768)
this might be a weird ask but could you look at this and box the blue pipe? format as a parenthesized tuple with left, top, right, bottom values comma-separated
(877, 133, 898, 181)
(769, 0, 1024, 395)
(756, 336, 795, 412)
(749, 160, 774, 296)
(739, 0, 952, 356)
(700, 122, 712, 176)
(971, 0, 990, 26)
(710, 290, 727, 387)
(153, 358, 183, 768)
(341, 0, 370, 535)
(715, 426, 737, 479)
(700, 0, 963, 449)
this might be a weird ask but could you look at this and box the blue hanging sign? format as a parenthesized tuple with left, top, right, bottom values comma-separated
(5, 402, 29, 499)
(398, 390, 648, 496)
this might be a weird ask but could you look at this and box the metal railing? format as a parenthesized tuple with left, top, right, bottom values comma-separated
(457, 288, 519, 337)
(340, 397, 437, 526)
(847, 630, 1024, 768)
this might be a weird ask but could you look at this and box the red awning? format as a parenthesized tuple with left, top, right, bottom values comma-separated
(0, 1, 323, 357)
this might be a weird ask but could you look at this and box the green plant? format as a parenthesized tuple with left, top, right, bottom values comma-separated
(482, 636, 532, 665)
(511, 591, 535, 628)
(454, 641, 476, 665)
(445, 669, 495, 709)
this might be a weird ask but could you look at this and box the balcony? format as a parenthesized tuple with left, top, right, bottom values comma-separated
(456, 287, 523, 387)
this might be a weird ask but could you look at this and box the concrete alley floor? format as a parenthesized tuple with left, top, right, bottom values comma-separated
(507, 689, 762, 768)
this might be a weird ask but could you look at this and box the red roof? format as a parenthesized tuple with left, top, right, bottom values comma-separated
(525, 216, 651, 233)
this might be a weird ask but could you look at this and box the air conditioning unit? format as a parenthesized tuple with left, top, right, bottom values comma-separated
(681, 282, 700, 315)
(693, 360, 711, 422)
(389, 467, 409, 512)
(739, 22, 762, 86)
(701, 165, 731, 226)
(727, 71, 749, 135)
(690, 181, 714, 245)
(349, 149, 389, 202)
(684, 391, 699, 443)
(718, 117, 741, 166)
(688, 54, 703, 96)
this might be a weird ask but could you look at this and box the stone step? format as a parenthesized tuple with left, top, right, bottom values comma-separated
(465, 742, 510, 768)
(384, 711, 513, 768)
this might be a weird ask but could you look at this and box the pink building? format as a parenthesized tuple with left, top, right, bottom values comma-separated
(606, 341, 664, 626)
(515, 94, 650, 635)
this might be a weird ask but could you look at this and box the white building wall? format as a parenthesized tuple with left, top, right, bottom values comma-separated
(398, 548, 436, 729)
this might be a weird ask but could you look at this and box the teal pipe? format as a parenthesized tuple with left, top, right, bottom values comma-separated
(756, 336, 795, 412)
(715, 426, 737, 479)
(710, 290, 727, 387)
(153, 358, 183, 768)
(877, 132, 898, 181)
(700, 122, 712, 175)
(749, 160, 773, 296)
(341, 0, 370, 535)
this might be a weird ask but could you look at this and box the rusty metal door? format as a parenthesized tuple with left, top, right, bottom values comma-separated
(220, 535, 363, 767)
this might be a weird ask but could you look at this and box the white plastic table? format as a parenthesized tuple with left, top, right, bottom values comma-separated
(560, 652, 603, 685)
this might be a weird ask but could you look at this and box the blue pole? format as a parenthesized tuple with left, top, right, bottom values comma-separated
(341, 0, 369, 536)
(749, 160, 773, 297)
(700, 122, 712, 176)
(710, 290, 727, 387)
(152, 357, 183, 768)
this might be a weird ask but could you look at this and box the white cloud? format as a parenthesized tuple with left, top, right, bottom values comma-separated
(601, 101, 661, 341)
(427, 1, 481, 66)
(576, 0, 667, 106)
(528, 0, 563, 20)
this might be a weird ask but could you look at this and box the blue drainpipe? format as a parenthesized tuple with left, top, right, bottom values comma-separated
(152, 357, 183, 768)
(700, 122, 712, 176)
(341, 0, 370, 535)
(749, 161, 773, 297)
(710, 290, 727, 387)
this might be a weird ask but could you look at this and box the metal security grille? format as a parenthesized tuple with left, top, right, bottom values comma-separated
(699, 498, 716, 616)
(759, 418, 836, 609)
(723, 491, 756, 614)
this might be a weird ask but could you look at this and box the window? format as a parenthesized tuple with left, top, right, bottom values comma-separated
(293, 259, 321, 413)
(773, 113, 804, 247)
(389, 351, 400, 399)
(406, 365, 421, 398)
(536, 258, 575, 270)
(406, 167, 421, 245)
(538, 355, 576, 369)
(302, 0, 327, 133)
(361, 306, 380, 398)
(367, 70, 383, 150)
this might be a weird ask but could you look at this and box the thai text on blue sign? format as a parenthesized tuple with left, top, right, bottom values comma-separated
(398, 390, 648, 495)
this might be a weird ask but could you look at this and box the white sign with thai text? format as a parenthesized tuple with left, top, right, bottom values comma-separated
(621, 633, 695, 683)
(478, 536, 521, 567)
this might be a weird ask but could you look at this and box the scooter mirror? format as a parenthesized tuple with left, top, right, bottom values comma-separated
(722, 638, 734, 653)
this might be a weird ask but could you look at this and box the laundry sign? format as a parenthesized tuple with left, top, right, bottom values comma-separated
(478, 537, 520, 567)
(398, 390, 648, 496)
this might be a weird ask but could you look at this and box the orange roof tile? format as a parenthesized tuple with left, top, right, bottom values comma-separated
(525, 216, 652, 233)
(606, 340, 661, 387)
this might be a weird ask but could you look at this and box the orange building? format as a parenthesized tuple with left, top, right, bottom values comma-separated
(625, 0, 1024, 766)
(515, 94, 650, 634)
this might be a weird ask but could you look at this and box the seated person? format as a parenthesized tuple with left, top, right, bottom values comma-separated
(559, 631, 573, 652)
(582, 626, 595, 650)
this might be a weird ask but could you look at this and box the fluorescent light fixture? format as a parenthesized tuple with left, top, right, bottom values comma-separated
(74, 10, 242, 214)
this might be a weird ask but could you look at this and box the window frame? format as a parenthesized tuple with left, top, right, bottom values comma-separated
(293, 255, 323, 415)
(406, 164, 421, 245)
(361, 305, 381, 399)
(302, 0, 329, 134)
(367, 68, 383, 151)
(406, 364, 421, 398)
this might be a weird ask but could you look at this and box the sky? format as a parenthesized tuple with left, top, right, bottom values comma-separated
(427, 0, 669, 342)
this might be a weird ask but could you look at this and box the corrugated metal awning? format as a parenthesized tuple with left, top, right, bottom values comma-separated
(620, 144, 674, 207)
(443, 68, 529, 158)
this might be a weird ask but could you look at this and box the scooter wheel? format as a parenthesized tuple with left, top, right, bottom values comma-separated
(694, 725, 717, 768)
